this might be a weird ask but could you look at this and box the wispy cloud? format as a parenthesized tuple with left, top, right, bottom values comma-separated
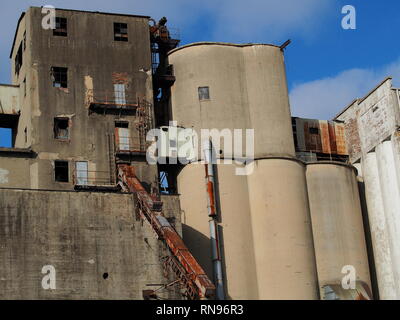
(289, 58, 400, 120)
(0, 0, 335, 83)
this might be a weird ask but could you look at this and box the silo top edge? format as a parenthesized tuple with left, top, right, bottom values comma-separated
(306, 161, 358, 173)
(168, 42, 280, 55)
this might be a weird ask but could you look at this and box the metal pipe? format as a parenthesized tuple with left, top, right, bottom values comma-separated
(203, 139, 225, 300)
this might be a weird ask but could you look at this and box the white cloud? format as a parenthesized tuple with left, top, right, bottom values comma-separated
(208, 0, 335, 43)
(0, 0, 336, 83)
(289, 59, 400, 120)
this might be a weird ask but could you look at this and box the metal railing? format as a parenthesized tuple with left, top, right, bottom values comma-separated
(86, 89, 140, 108)
(72, 169, 114, 186)
(114, 137, 151, 154)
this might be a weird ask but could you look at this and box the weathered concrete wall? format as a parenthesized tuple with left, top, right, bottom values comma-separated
(0, 156, 31, 188)
(0, 189, 178, 300)
(9, 7, 155, 191)
(161, 194, 183, 237)
(0, 85, 20, 115)
(336, 78, 400, 162)
(335, 78, 400, 299)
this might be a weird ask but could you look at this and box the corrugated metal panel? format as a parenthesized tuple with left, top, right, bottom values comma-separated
(320, 121, 331, 154)
(293, 118, 349, 156)
(334, 122, 348, 155)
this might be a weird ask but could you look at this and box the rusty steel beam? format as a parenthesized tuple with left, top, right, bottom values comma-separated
(117, 164, 215, 299)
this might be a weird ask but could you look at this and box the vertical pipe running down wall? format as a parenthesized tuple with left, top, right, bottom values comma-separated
(203, 140, 225, 300)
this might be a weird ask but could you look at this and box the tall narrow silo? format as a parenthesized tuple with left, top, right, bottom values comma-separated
(246, 158, 319, 299)
(362, 152, 397, 299)
(305, 162, 372, 298)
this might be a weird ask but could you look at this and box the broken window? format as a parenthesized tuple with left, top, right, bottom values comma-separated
(54, 160, 69, 182)
(198, 87, 210, 101)
(51, 67, 68, 88)
(114, 23, 128, 41)
(54, 17, 67, 36)
(15, 43, 23, 76)
(54, 118, 69, 139)
(309, 127, 319, 135)
(115, 121, 129, 128)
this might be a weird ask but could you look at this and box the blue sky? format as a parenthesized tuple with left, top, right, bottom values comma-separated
(1, 0, 400, 147)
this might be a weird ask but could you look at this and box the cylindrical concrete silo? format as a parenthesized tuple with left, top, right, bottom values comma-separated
(376, 140, 400, 294)
(362, 152, 397, 299)
(169, 42, 318, 299)
(168, 42, 295, 159)
(246, 158, 319, 300)
(178, 162, 259, 300)
(305, 162, 372, 298)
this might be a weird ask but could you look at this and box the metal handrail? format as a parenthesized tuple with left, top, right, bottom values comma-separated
(72, 169, 114, 186)
(86, 89, 139, 107)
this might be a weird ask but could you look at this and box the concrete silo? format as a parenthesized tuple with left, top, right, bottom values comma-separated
(305, 162, 372, 299)
(178, 162, 259, 300)
(168, 42, 319, 299)
(246, 158, 319, 299)
(362, 152, 397, 299)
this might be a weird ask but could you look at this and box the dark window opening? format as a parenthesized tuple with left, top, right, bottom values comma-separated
(54, 17, 67, 36)
(51, 67, 68, 88)
(54, 118, 69, 140)
(15, 43, 23, 75)
(55, 160, 69, 182)
(115, 121, 129, 128)
(103, 273, 109, 280)
(114, 23, 128, 41)
(198, 86, 210, 101)
(24, 127, 27, 144)
(309, 127, 319, 135)
(23, 78, 26, 96)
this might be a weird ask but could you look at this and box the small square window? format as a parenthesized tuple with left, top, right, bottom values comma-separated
(55, 160, 69, 182)
(309, 127, 319, 135)
(54, 118, 69, 140)
(54, 17, 67, 36)
(114, 23, 128, 41)
(198, 87, 210, 101)
(51, 67, 68, 88)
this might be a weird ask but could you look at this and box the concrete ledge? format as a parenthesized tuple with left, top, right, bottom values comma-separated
(0, 147, 36, 158)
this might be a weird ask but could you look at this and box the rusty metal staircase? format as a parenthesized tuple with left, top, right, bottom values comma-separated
(117, 164, 215, 300)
